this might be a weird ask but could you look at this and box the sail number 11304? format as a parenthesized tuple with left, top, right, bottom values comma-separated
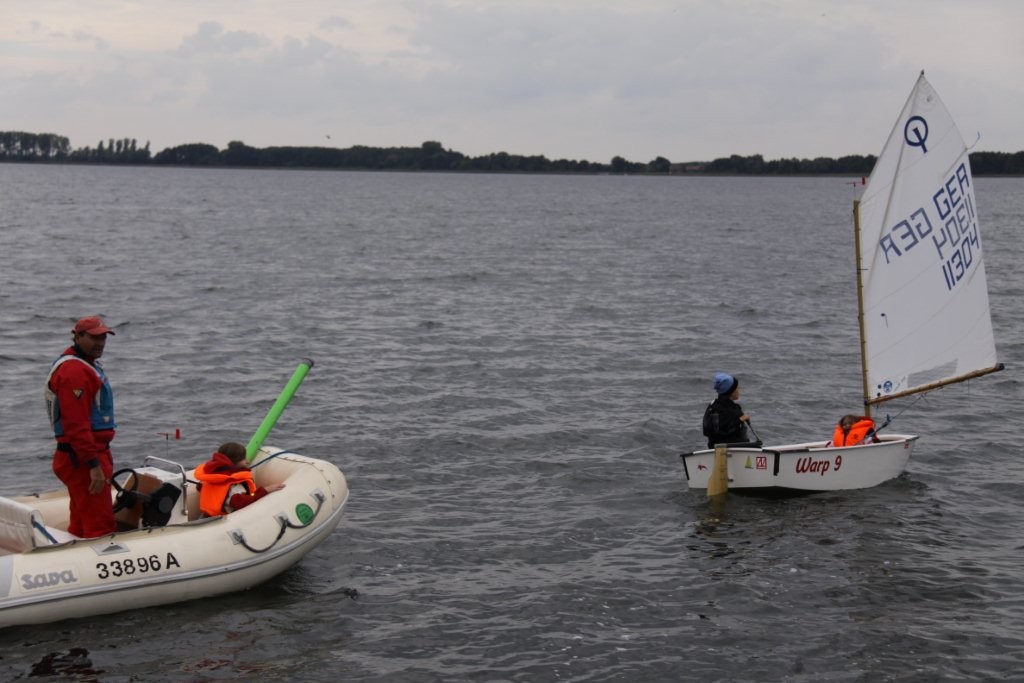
(96, 553, 181, 580)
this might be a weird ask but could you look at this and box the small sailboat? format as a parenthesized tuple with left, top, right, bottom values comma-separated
(682, 72, 1003, 492)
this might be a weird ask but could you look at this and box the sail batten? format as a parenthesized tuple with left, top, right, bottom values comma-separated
(855, 73, 1000, 404)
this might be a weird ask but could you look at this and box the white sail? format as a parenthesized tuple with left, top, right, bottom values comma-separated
(857, 73, 999, 403)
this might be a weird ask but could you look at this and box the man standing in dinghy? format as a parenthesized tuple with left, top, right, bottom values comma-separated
(702, 372, 752, 449)
(44, 316, 118, 538)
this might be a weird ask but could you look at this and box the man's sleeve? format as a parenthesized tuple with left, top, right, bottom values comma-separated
(52, 365, 103, 468)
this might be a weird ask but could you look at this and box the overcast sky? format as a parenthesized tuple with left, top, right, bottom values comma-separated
(3, 0, 1022, 163)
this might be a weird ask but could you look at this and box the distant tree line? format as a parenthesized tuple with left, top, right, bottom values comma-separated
(0, 131, 71, 159)
(0, 131, 151, 163)
(700, 151, 1024, 176)
(68, 137, 152, 164)
(2, 130, 1022, 175)
(969, 151, 1024, 175)
(151, 140, 615, 173)
(703, 154, 878, 175)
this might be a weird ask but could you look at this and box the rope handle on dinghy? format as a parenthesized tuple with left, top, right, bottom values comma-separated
(230, 490, 328, 554)
(248, 448, 294, 469)
(32, 520, 61, 545)
(176, 449, 294, 491)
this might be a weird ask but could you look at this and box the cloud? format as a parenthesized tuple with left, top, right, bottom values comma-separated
(319, 15, 354, 31)
(177, 21, 270, 55)
(1, 0, 1021, 160)
(71, 29, 109, 51)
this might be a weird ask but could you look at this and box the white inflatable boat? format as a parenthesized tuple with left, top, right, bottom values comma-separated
(0, 446, 348, 628)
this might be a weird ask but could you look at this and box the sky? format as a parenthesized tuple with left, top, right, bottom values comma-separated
(3, 0, 1023, 163)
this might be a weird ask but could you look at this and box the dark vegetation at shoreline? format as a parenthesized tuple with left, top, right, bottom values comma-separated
(2, 131, 1023, 175)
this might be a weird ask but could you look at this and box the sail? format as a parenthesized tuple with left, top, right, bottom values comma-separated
(856, 73, 999, 404)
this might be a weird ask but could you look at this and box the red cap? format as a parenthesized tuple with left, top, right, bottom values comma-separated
(73, 316, 115, 336)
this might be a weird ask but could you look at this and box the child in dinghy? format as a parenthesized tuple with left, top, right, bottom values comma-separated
(193, 442, 285, 517)
(827, 415, 880, 447)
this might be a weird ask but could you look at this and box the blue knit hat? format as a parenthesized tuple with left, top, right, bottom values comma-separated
(714, 372, 738, 396)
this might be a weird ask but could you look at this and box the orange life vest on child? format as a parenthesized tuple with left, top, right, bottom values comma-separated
(831, 418, 875, 447)
(193, 463, 257, 517)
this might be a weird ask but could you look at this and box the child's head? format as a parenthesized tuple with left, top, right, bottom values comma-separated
(838, 414, 860, 430)
(217, 442, 247, 464)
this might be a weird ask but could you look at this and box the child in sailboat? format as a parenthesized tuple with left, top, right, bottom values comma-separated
(193, 442, 285, 517)
(702, 372, 753, 448)
(827, 414, 879, 447)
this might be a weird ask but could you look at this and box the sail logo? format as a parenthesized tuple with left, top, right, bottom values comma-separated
(904, 115, 929, 153)
(21, 569, 79, 590)
(876, 162, 980, 291)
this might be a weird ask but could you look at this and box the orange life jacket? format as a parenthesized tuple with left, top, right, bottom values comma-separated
(193, 463, 257, 517)
(831, 418, 875, 447)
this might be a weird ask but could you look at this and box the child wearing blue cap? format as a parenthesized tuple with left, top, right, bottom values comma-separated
(701, 372, 751, 448)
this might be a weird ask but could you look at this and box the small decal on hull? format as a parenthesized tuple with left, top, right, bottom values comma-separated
(795, 454, 844, 476)
(295, 503, 314, 525)
(96, 552, 181, 580)
(21, 569, 79, 590)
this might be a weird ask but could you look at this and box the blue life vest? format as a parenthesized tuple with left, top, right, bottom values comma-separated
(44, 355, 116, 436)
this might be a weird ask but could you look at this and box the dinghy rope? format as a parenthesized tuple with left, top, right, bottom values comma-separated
(31, 519, 61, 545)
(229, 490, 328, 554)
(248, 449, 295, 469)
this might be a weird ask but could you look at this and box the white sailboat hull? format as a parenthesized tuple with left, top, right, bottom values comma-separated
(0, 447, 348, 628)
(681, 434, 918, 492)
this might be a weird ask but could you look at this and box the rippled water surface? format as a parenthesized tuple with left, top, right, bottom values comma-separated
(1, 164, 1022, 681)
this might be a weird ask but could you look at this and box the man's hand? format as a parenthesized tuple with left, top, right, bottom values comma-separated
(88, 465, 106, 494)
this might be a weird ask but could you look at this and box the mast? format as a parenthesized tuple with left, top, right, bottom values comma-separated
(852, 197, 872, 418)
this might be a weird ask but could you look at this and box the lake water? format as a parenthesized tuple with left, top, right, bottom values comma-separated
(0, 164, 1022, 681)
